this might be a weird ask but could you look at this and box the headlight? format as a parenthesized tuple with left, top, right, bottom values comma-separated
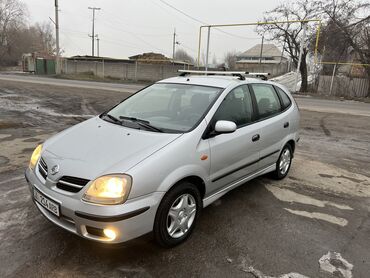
(29, 144, 42, 170)
(82, 174, 132, 205)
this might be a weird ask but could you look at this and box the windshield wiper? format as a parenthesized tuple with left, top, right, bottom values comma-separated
(119, 116, 163, 133)
(102, 113, 123, 124)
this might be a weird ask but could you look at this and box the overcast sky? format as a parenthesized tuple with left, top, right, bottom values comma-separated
(26, 0, 283, 61)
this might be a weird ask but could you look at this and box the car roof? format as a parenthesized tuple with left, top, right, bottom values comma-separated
(157, 75, 254, 88)
(156, 75, 288, 93)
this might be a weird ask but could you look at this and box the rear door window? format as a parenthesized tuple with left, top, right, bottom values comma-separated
(251, 84, 281, 119)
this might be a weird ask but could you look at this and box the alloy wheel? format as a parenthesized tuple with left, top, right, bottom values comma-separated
(166, 194, 197, 239)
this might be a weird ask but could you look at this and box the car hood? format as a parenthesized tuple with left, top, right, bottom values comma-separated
(42, 117, 182, 180)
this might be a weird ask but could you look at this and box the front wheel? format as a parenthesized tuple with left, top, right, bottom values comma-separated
(153, 182, 201, 247)
(271, 144, 293, 180)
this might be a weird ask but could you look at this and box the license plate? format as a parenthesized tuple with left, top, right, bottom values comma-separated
(33, 188, 60, 217)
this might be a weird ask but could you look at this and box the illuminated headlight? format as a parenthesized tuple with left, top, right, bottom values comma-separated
(29, 144, 42, 170)
(82, 175, 132, 205)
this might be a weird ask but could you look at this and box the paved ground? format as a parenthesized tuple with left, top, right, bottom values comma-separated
(1, 78, 370, 277)
(0, 73, 144, 94)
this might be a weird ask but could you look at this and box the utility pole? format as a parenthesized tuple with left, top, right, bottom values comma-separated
(259, 35, 264, 65)
(88, 7, 100, 56)
(96, 35, 100, 57)
(172, 28, 180, 65)
(54, 0, 60, 74)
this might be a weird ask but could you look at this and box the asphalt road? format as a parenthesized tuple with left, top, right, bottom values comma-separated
(2, 73, 369, 117)
(295, 97, 370, 117)
(0, 73, 144, 94)
(1, 76, 370, 277)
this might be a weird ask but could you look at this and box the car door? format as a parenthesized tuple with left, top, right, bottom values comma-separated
(249, 83, 291, 169)
(205, 85, 261, 195)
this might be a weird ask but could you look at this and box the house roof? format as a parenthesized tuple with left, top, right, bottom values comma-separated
(239, 44, 282, 58)
(129, 52, 169, 60)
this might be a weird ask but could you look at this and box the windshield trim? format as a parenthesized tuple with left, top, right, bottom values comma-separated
(100, 82, 225, 134)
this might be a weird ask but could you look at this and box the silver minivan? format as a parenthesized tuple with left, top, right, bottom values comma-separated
(25, 71, 300, 247)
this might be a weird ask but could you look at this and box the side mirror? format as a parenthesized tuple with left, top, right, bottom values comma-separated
(214, 120, 237, 134)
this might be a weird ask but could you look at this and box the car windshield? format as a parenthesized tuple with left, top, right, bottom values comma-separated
(105, 83, 223, 133)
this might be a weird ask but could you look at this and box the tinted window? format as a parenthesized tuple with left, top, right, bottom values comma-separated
(275, 86, 291, 110)
(107, 83, 222, 132)
(251, 84, 281, 119)
(213, 85, 254, 127)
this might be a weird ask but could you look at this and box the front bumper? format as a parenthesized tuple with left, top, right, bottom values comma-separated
(25, 168, 164, 244)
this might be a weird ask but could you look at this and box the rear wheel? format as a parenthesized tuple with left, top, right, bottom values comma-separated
(271, 144, 293, 180)
(154, 182, 201, 247)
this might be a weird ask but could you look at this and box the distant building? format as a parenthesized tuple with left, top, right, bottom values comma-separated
(22, 52, 56, 74)
(234, 44, 289, 77)
(236, 44, 287, 65)
(129, 52, 170, 63)
(129, 52, 193, 66)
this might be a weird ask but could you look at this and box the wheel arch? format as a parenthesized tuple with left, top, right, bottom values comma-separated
(174, 175, 206, 199)
(286, 139, 296, 154)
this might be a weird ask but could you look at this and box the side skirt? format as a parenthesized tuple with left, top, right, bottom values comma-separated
(202, 164, 276, 208)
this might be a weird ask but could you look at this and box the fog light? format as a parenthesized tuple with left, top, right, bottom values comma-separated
(103, 228, 116, 240)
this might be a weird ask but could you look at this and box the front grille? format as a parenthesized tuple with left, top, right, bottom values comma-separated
(38, 158, 48, 179)
(56, 176, 90, 193)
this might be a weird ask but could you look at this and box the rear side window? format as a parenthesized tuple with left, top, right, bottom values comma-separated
(251, 84, 281, 119)
(275, 86, 291, 110)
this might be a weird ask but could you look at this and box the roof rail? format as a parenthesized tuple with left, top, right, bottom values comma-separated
(178, 70, 270, 80)
(245, 72, 271, 81)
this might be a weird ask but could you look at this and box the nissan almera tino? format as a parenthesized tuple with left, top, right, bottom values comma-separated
(25, 72, 300, 247)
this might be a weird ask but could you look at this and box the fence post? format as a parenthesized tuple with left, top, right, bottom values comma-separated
(329, 64, 337, 96)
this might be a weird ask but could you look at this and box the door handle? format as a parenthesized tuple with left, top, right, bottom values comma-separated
(252, 134, 260, 142)
(284, 122, 289, 128)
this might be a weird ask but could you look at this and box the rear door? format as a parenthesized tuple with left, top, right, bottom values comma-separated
(249, 83, 291, 169)
(206, 85, 261, 195)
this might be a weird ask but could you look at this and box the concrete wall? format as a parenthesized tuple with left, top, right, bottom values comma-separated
(61, 60, 191, 82)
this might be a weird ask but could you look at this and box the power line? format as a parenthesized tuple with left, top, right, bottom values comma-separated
(157, 0, 258, 40)
(62, 30, 144, 50)
(150, 0, 197, 27)
(59, 30, 90, 56)
(158, 0, 205, 25)
(98, 16, 170, 55)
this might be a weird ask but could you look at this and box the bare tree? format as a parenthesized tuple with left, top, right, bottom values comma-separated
(224, 51, 239, 69)
(314, 19, 351, 74)
(314, 0, 370, 95)
(212, 53, 217, 66)
(175, 49, 194, 64)
(0, 0, 28, 64)
(31, 22, 56, 54)
(257, 0, 319, 92)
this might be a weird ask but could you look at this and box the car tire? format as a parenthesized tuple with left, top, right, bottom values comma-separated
(153, 181, 202, 248)
(271, 144, 293, 180)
